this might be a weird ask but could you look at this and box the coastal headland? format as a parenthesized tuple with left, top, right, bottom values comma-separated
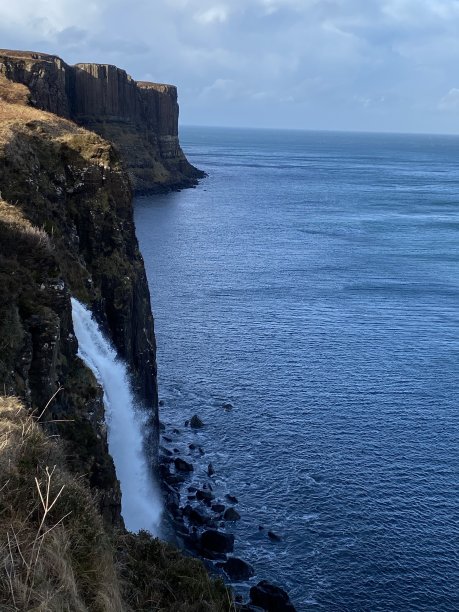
(0, 50, 295, 611)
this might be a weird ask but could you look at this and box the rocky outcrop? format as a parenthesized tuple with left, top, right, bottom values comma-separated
(0, 83, 158, 522)
(0, 50, 203, 193)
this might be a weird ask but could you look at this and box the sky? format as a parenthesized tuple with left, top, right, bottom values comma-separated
(2, 0, 459, 133)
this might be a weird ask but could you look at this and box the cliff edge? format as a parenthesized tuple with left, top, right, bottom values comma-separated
(0, 61, 230, 611)
(0, 50, 204, 193)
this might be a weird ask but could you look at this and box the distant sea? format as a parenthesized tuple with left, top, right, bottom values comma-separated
(135, 127, 459, 611)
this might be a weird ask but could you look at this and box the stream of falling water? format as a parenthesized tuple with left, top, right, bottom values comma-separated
(71, 297, 162, 534)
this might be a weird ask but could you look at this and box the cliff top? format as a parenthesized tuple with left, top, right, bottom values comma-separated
(0, 49, 62, 61)
(138, 80, 177, 93)
(0, 50, 175, 92)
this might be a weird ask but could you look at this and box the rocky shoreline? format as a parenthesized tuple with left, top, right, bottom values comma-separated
(157, 411, 297, 612)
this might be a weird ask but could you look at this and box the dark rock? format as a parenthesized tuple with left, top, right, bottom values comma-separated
(189, 443, 197, 450)
(187, 495, 196, 501)
(162, 483, 180, 508)
(225, 494, 239, 504)
(159, 464, 173, 480)
(190, 414, 204, 429)
(250, 581, 296, 612)
(173, 448, 180, 453)
(218, 557, 255, 581)
(222, 402, 234, 411)
(162, 435, 173, 443)
(188, 486, 197, 493)
(159, 446, 173, 457)
(160, 464, 185, 486)
(159, 421, 166, 431)
(207, 463, 215, 477)
(224, 507, 241, 521)
(212, 503, 226, 513)
(167, 474, 186, 486)
(174, 457, 194, 472)
(268, 531, 282, 542)
(172, 428, 180, 435)
(258, 525, 265, 531)
(196, 489, 214, 503)
(200, 529, 234, 554)
(183, 505, 218, 528)
(167, 502, 182, 519)
(159, 399, 165, 406)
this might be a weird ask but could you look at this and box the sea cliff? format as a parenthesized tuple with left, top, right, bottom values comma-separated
(0, 50, 204, 193)
(0, 51, 295, 611)
(0, 52, 229, 610)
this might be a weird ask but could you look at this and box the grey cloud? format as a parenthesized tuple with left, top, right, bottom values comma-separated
(1, 0, 459, 132)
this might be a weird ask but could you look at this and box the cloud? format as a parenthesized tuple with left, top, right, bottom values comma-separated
(438, 88, 459, 111)
(194, 6, 229, 24)
(1, 0, 459, 131)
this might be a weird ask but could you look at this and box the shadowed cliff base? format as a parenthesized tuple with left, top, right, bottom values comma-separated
(0, 49, 204, 194)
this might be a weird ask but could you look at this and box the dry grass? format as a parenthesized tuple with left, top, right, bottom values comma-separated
(0, 199, 51, 251)
(0, 397, 124, 611)
(0, 397, 234, 611)
(0, 74, 29, 106)
(0, 75, 107, 160)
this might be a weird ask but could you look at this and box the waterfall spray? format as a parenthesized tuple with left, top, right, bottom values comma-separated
(71, 298, 162, 534)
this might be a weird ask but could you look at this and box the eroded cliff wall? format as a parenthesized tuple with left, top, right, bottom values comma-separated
(0, 75, 158, 522)
(0, 50, 203, 193)
(0, 58, 234, 612)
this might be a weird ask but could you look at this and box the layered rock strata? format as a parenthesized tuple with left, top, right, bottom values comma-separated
(0, 75, 158, 522)
(0, 50, 203, 193)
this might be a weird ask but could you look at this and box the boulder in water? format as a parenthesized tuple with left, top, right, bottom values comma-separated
(224, 507, 241, 521)
(174, 457, 194, 472)
(196, 489, 214, 503)
(190, 414, 204, 428)
(250, 581, 296, 611)
(219, 557, 255, 581)
(268, 531, 282, 542)
(183, 505, 216, 527)
(200, 529, 234, 554)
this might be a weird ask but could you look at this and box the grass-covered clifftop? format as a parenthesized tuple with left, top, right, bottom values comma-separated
(0, 71, 231, 610)
(0, 50, 204, 194)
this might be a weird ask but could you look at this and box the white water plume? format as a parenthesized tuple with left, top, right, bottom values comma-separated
(71, 298, 162, 534)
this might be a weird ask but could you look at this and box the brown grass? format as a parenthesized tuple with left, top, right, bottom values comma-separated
(0, 74, 29, 106)
(0, 397, 124, 611)
(0, 199, 51, 250)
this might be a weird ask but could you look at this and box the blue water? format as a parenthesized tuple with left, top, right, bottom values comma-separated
(135, 128, 459, 611)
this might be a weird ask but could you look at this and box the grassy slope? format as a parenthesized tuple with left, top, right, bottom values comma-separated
(0, 397, 230, 611)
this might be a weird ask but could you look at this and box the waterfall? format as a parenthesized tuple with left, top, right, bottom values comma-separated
(71, 298, 162, 534)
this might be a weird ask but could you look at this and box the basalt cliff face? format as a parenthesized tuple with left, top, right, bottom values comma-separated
(0, 74, 158, 524)
(0, 50, 203, 193)
(0, 54, 231, 612)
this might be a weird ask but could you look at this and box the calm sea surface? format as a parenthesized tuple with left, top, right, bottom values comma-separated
(135, 127, 459, 611)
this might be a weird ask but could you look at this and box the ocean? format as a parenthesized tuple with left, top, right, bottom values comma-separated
(135, 127, 459, 611)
